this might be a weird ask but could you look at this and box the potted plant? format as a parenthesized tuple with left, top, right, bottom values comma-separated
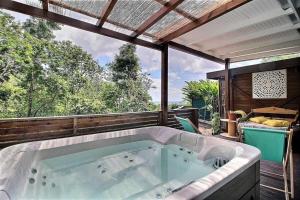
(211, 112, 221, 135)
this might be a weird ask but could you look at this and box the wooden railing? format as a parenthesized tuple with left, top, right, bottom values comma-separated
(0, 108, 198, 148)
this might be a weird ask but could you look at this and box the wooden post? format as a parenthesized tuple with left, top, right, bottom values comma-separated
(224, 58, 230, 117)
(230, 77, 234, 111)
(73, 117, 78, 134)
(192, 109, 199, 128)
(161, 44, 168, 125)
(218, 79, 222, 116)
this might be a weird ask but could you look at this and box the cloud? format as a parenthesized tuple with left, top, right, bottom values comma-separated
(1, 9, 29, 22)
(149, 78, 161, 103)
(149, 77, 184, 102)
(169, 85, 184, 102)
(54, 26, 162, 74)
(54, 26, 125, 58)
(169, 48, 224, 74)
(136, 46, 161, 73)
(169, 72, 180, 80)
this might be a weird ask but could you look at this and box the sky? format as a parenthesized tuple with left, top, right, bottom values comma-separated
(2, 9, 254, 103)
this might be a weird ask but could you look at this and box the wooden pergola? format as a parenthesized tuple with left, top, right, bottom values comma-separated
(1, 0, 300, 123)
(0, 0, 251, 124)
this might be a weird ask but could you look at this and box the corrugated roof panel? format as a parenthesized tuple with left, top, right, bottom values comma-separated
(147, 11, 187, 36)
(176, 0, 231, 18)
(108, 0, 162, 31)
(18, 0, 42, 8)
(48, 3, 98, 24)
(50, 0, 108, 18)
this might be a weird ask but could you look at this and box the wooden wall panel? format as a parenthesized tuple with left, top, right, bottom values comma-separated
(232, 67, 300, 113)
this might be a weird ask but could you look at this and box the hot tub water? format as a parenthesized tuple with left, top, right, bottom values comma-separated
(21, 140, 215, 200)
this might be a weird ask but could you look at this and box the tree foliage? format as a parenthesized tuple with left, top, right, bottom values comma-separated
(182, 80, 219, 114)
(0, 12, 154, 118)
(108, 44, 153, 112)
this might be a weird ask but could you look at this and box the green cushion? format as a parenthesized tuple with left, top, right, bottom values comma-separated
(243, 127, 286, 163)
(175, 116, 197, 133)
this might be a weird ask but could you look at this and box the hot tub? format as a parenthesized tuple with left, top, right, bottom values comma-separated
(0, 126, 260, 200)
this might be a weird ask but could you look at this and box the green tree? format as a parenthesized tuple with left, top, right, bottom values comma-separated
(48, 41, 104, 115)
(22, 17, 61, 40)
(109, 44, 140, 88)
(0, 14, 105, 117)
(108, 44, 153, 112)
(0, 12, 155, 118)
(0, 11, 32, 84)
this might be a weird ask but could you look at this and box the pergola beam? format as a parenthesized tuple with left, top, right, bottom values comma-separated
(224, 39, 300, 59)
(131, 0, 184, 38)
(0, 0, 226, 64)
(42, 0, 48, 11)
(153, 0, 197, 21)
(169, 42, 225, 64)
(0, 0, 162, 51)
(224, 58, 230, 115)
(287, 0, 300, 21)
(157, 0, 252, 44)
(161, 44, 169, 125)
(230, 46, 300, 62)
(96, 0, 118, 27)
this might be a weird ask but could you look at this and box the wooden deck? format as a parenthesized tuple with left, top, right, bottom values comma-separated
(260, 152, 300, 200)
(217, 134, 299, 200)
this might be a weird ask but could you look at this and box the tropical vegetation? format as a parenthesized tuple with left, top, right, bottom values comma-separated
(182, 80, 219, 120)
(0, 11, 158, 118)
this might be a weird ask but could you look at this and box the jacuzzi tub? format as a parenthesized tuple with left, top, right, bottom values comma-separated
(0, 126, 260, 200)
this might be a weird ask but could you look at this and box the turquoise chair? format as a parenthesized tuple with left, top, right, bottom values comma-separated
(242, 127, 294, 199)
(175, 116, 200, 134)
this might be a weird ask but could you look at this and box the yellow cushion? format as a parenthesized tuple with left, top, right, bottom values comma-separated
(262, 119, 290, 127)
(249, 116, 268, 124)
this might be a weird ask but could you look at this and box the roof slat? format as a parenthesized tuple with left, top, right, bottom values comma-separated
(48, 0, 155, 38)
(0, 0, 162, 51)
(153, 0, 197, 21)
(181, 7, 294, 46)
(222, 39, 300, 60)
(202, 17, 300, 52)
(157, 0, 252, 44)
(216, 30, 300, 56)
(131, 0, 184, 38)
(96, 0, 118, 27)
(230, 46, 300, 62)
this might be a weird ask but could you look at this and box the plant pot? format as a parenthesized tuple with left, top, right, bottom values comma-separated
(228, 111, 236, 120)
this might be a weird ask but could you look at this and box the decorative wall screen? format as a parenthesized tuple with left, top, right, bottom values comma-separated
(252, 69, 287, 99)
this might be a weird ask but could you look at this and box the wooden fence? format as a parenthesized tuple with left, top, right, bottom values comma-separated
(0, 108, 198, 148)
